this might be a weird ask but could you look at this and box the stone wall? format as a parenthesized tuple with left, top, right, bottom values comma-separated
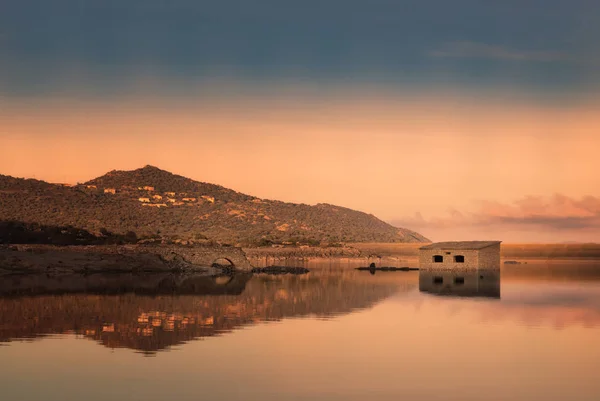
(478, 244, 501, 269)
(138, 245, 253, 270)
(0, 244, 253, 274)
(419, 249, 480, 270)
(419, 245, 501, 271)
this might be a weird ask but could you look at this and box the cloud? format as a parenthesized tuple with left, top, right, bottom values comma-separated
(476, 195, 600, 229)
(429, 41, 570, 62)
(393, 194, 600, 235)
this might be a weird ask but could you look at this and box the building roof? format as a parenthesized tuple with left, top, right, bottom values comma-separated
(419, 241, 501, 250)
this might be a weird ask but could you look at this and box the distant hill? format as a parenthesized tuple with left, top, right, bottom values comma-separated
(0, 166, 429, 246)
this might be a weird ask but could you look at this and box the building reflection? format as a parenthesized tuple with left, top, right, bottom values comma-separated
(419, 270, 501, 299)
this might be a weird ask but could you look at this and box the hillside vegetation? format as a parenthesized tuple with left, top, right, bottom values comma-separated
(0, 165, 428, 246)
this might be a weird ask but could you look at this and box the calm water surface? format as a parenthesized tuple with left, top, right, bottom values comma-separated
(1, 259, 599, 401)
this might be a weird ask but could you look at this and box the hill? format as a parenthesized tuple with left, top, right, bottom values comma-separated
(0, 166, 429, 246)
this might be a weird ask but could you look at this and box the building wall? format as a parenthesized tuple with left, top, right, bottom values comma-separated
(478, 244, 501, 269)
(419, 244, 501, 271)
(419, 249, 479, 270)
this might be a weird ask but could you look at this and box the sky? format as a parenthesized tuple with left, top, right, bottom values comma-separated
(1, 1, 599, 242)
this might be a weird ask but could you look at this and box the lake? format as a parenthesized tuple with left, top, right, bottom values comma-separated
(1, 259, 599, 401)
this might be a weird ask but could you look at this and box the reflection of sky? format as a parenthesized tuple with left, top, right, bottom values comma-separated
(2, 1, 599, 96)
(398, 280, 600, 329)
(502, 283, 600, 308)
(0, 267, 599, 401)
(1, 280, 600, 401)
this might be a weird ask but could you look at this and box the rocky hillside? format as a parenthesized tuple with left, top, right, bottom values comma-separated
(0, 166, 429, 246)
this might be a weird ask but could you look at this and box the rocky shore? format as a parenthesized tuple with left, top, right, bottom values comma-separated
(243, 245, 420, 269)
(0, 243, 428, 276)
(243, 245, 362, 259)
(0, 244, 252, 275)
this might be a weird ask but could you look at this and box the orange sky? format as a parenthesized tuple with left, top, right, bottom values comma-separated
(1, 89, 599, 241)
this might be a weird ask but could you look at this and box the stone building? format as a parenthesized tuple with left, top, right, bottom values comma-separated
(419, 241, 501, 270)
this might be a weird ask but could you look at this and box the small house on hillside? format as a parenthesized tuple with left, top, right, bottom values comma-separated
(419, 241, 501, 270)
(142, 203, 167, 208)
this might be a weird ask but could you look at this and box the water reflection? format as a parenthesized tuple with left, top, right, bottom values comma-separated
(1, 262, 600, 401)
(0, 270, 409, 354)
(0, 273, 253, 297)
(419, 270, 501, 298)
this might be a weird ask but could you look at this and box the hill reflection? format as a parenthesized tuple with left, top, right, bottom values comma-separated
(0, 270, 412, 354)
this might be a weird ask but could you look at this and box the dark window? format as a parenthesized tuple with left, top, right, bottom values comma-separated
(445, 252, 451, 255)
(433, 255, 443, 263)
(454, 255, 465, 263)
(433, 276, 443, 285)
(454, 277, 465, 285)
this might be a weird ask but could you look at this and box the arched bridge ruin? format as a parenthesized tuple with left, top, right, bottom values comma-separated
(0, 244, 254, 274)
(146, 245, 253, 271)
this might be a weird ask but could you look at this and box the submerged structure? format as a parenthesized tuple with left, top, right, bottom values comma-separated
(418, 241, 502, 298)
(419, 241, 501, 270)
(418, 270, 500, 298)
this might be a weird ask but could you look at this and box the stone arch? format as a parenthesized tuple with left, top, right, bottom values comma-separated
(211, 257, 235, 268)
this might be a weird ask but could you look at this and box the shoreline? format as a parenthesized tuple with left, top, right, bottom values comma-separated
(2, 243, 599, 276)
(244, 243, 600, 263)
(0, 244, 251, 275)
